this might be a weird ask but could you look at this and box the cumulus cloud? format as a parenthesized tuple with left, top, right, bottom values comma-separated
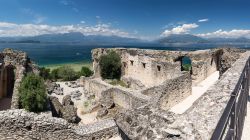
(161, 23, 199, 36)
(198, 18, 209, 22)
(197, 29, 250, 38)
(0, 21, 131, 37)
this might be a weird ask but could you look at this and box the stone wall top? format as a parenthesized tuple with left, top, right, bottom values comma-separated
(0, 109, 119, 139)
(169, 51, 250, 140)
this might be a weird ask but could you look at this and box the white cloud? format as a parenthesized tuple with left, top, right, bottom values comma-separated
(72, 7, 79, 12)
(33, 16, 47, 24)
(22, 8, 47, 24)
(161, 23, 199, 36)
(60, 0, 69, 5)
(198, 18, 209, 22)
(197, 29, 250, 38)
(0, 21, 132, 38)
(80, 21, 85, 24)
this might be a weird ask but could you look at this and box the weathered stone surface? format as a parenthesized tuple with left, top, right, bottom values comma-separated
(114, 50, 250, 140)
(97, 107, 108, 118)
(0, 48, 39, 109)
(62, 95, 74, 106)
(0, 109, 120, 140)
(49, 96, 80, 123)
(219, 47, 246, 76)
(115, 105, 180, 139)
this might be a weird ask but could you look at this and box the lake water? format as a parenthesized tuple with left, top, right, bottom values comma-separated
(0, 43, 249, 66)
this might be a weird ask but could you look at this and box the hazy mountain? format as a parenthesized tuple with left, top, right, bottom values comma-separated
(207, 37, 250, 43)
(0, 32, 145, 45)
(158, 34, 209, 44)
(1, 32, 250, 45)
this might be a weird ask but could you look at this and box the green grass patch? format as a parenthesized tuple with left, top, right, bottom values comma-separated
(182, 64, 192, 71)
(109, 79, 128, 88)
(42, 62, 92, 72)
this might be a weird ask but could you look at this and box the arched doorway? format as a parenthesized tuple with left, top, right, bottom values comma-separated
(0, 65, 15, 110)
(181, 56, 192, 74)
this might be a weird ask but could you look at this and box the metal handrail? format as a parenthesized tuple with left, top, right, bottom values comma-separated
(211, 57, 250, 140)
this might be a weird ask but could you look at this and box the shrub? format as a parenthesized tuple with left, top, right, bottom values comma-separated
(19, 73, 47, 112)
(99, 51, 121, 79)
(57, 66, 79, 81)
(79, 66, 93, 77)
(39, 67, 51, 80)
(50, 68, 59, 80)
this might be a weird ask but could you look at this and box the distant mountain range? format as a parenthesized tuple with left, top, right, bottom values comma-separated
(0, 32, 250, 45)
(158, 34, 250, 44)
(158, 34, 208, 43)
(0, 32, 145, 45)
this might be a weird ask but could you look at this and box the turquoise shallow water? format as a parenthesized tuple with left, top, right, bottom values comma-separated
(0, 43, 249, 66)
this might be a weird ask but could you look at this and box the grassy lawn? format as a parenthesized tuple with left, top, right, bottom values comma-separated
(42, 62, 92, 72)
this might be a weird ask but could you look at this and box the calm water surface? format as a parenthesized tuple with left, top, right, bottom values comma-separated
(0, 43, 249, 66)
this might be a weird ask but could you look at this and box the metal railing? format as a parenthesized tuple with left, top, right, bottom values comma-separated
(211, 57, 250, 140)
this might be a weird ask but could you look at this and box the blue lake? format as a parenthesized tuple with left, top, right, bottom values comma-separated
(0, 43, 249, 66)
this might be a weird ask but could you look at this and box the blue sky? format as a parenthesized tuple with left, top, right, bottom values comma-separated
(0, 0, 250, 39)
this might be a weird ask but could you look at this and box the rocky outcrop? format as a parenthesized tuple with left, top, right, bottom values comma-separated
(49, 96, 80, 123)
(115, 105, 180, 140)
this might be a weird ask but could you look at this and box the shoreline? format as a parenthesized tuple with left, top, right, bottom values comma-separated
(41, 61, 92, 71)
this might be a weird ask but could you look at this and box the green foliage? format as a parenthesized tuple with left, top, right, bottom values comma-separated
(84, 101, 89, 108)
(109, 79, 128, 87)
(50, 68, 59, 80)
(99, 51, 122, 79)
(39, 67, 51, 80)
(57, 66, 79, 81)
(79, 66, 93, 77)
(19, 73, 47, 112)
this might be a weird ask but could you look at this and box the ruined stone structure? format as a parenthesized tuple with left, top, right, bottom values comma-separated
(0, 48, 38, 110)
(92, 48, 227, 87)
(0, 47, 247, 140)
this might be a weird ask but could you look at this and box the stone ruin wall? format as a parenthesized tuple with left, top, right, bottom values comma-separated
(166, 50, 250, 140)
(92, 48, 226, 87)
(84, 78, 150, 109)
(0, 109, 119, 140)
(142, 71, 192, 110)
(102, 88, 150, 109)
(0, 48, 39, 109)
(114, 50, 248, 140)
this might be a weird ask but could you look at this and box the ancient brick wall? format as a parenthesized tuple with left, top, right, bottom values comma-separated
(0, 109, 120, 140)
(142, 72, 192, 110)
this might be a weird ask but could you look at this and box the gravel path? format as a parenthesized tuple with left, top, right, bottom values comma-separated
(170, 71, 219, 114)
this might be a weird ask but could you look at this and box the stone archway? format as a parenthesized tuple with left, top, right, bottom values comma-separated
(0, 65, 16, 110)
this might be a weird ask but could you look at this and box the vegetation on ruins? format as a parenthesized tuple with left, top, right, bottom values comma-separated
(39, 67, 51, 80)
(50, 68, 59, 80)
(99, 51, 122, 79)
(57, 66, 79, 81)
(19, 73, 47, 112)
(109, 79, 128, 87)
(79, 66, 93, 77)
(40, 65, 93, 81)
